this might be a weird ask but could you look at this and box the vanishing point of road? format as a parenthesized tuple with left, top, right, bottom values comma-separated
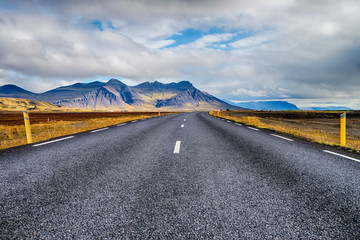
(1, 112, 360, 239)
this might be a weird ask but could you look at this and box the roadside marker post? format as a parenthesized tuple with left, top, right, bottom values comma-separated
(341, 112, 346, 146)
(158, 111, 161, 116)
(217, 111, 220, 117)
(23, 110, 33, 144)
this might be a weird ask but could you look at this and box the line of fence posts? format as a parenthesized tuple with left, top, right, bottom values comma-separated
(20, 110, 348, 147)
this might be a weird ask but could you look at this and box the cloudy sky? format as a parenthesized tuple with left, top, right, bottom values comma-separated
(0, 0, 359, 108)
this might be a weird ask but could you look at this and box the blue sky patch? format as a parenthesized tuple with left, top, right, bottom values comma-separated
(91, 20, 103, 31)
(91, 20, 116, 31)
(163, 27, 252, 49)
(164, 28, 204, 48)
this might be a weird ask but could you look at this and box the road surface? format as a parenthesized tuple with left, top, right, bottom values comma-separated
(1, 112, 360, 239)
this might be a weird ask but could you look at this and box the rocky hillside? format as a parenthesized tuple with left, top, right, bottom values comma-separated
(0, 79, 243, 111)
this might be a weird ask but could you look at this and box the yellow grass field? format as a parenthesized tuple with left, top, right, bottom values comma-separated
(210, 110, 360, 152)
(0, 111, 174, 150)
(0, 97, 88, 112)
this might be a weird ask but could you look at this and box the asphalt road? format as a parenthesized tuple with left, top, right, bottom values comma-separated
(1, 112, 360, 239)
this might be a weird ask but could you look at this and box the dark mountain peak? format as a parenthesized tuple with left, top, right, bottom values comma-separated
(171, 80, 194, 91)
(52, 81, 105, 92)
(152, 81, 165, 87)
(107, 78, 124, 85)
(134, 80, 193, 91)
(86, 81, 103, 85)
(134, 81, 151, 88)
(105, 79, 128, 94)
(177, 80, 193, 87)
(0, 84, 34, 94)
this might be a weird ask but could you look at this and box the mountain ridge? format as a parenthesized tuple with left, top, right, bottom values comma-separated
(230, 100, 300, 111)
(0, 79, 242, 111)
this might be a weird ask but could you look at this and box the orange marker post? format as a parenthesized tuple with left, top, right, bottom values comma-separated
(340, 112, 346, 146)
(23, 110, 33, 144)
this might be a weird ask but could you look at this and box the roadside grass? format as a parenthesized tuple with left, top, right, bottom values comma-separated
(0, 113, 168, 150)
(210, 111, 360, 152)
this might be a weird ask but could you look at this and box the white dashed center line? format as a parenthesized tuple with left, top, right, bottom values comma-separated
(91, 127, 109, 133)
(173, 141, 181, 154)
(33, 136, 74, 147)
(323, 150, 360, 163)
(271, 134, 294, 142)
(248, 127, 259, 131)
(184, 119, 186, 121)
(181, 124, 184, 128)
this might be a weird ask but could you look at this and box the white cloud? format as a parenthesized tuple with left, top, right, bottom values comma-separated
(0, 0, 359, 108)
(231, 88, 267, 97)
(230, 35, 269, 49)
(181, 33, 235, 49)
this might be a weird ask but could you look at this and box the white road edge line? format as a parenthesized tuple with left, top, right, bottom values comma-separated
(226, 120, 231, 123)
(33, 136, 74, 147)
(248, 127, 259, 131)
(173, 141, 181, 154)
(234, 123, 242, 126)
(131, 120, 138, 123)
(181, 124, 184, 128)
(117, 123, 127, 127)
(271, 134, 294, 142)
(91, 127, 109, 133)
(323, 150, 360, 163)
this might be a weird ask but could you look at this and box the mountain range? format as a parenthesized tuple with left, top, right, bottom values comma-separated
(0, 79, 242, 111)
(302, 106, 353, 111)
(230, 101, 300, 111)
(226, 100, 354, 111)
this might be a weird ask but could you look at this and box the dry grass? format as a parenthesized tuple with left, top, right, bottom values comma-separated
(0, 97, 86, 112)
(0, 112, 173, 150)
(210, 111, 360, 152)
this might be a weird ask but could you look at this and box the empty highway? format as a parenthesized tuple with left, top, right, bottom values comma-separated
(1, 112, 360, 239)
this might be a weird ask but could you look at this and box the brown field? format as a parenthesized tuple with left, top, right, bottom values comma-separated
(0, 111, 175, 150)
(210, 110, 360, 152)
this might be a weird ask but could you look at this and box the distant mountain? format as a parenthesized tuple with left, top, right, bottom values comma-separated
(0, 84, 39, 100)
(302, 106, 353, 111)
(230, 101, 300, 110)
(0, 79, 243, 111)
